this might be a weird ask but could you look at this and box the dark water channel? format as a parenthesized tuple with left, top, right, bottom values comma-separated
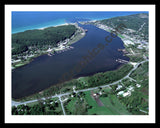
(12, 24, 129, 99)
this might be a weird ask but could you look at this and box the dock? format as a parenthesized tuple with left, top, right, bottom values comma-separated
(116, 59, 129, 64)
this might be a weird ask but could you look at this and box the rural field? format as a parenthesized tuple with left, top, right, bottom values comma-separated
(63, 87, 131, 115)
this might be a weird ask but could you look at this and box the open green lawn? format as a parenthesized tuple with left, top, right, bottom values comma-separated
(100, 95, 131, 115)
(84, 91, 131, 115)
(64, 89, 131, 115)
(15, 63, 25, 67)
(84, 91, 113, 115)
(118, 33, 125, 39)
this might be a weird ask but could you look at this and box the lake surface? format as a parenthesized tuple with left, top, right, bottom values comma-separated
(12, 24, 129, 99)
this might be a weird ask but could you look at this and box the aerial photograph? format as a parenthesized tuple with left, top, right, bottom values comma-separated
(11, 11, 149, 115)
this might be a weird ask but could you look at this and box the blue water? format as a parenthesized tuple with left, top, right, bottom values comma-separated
(12, 11, 148, 99)
(12, 24, 129, 99)
(12, 11, 148, 34)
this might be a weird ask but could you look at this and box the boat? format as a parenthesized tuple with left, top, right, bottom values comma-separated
(48, 53, 55, 56)
(48, 53, 52, 56)
(85, 29, 88, 32)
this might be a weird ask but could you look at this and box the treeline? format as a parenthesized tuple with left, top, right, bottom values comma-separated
(12, 25, 77, 55)
(77, 64, 133, 89)
(130, 61, 148, 86)
(17, 64, 133, 102)
(42, 64, 133, 97)
(99, 13, 148, 40)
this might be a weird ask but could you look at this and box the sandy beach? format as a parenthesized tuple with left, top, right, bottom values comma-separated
(38, 23, 69, 30)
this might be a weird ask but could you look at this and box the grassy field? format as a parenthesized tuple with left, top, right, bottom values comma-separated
(14, 63, 26, 67)
(117, 33, 125, 39)
(84, 91, 113, 115)
(84, 91, 131, 115)
(63, 88, 131, 115)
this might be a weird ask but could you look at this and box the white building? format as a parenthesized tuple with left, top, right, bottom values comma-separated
(50, 102, 53, 104)
(136, 84, 141, 88)
(117, 91, 124, 96)
(59, 45, 65, 49)
(47, 48, 52, 52)
(128, 86, 134, 92)
(123, 91, 131, 97)
(123, 40, 134, 45)
(116, 85, 123, 91)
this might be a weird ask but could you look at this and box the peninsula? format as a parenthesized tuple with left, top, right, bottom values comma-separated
(12, 23, 86, 69)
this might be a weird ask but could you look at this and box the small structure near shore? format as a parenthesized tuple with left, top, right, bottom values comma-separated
(47, 48, 53, 52)
(116, 59, 129, 64)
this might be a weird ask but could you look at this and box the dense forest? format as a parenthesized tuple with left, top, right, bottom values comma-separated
(99, 13, 148, 40)
(12, 25, 77, 55)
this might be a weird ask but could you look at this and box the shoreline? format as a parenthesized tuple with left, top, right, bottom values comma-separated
(12, 23, 86, 70)
(37, 23, 69, 30)
(12, 21, 138, 101)
(12, 62, 132, 102)
(12, 22, 130, 101)
(12, 21, 68, 34)
(12, 18, 100, 34)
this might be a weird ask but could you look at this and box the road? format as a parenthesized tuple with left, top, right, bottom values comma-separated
(58, 96, 66, 115)
(12, 59, 148, 115)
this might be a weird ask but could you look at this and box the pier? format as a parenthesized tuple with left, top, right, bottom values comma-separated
(116, 59, 129, 64)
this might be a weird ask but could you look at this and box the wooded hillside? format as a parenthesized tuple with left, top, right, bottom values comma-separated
(12, 25, 77, 55)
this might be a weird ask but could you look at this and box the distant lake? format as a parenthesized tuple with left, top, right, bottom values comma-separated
(12, 24, 129, 99)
